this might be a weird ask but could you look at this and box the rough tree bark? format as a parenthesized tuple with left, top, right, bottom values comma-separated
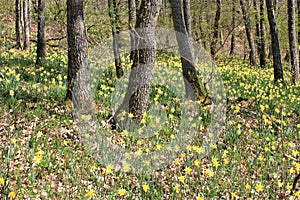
(66, 0, 94, 112)
(253, 0, 260, 52)
(23, 0, 30, 52)
(183, 0, 192, 37)
(28, 0, 31, 33)
(240, 0, 256, 66)
(20, 0, 24, 37)
(254, 0, 266, 68)
(128, 0, 136, 61)
(170, 0, 205, 101)
(108, 0, 123, 78)
(274, 0, 277, 11)
(15, 0, 21, 49)
(266, 0, 284, 82)
(259, 0, 267, 68)
(116, 0, 161, 123)
(198, 13, 207, 49)
(36, 0, 46, 66)
(288, 0, 299, 84)
(230, 2, 236, 55)
(210, 0, 221, 59)
(298, 0, 300, 60)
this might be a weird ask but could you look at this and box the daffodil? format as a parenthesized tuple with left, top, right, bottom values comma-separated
(9, 191, 16, 199)
(85, 188, 95, 197)
(194, 159, 201, 166)
(37, 131, 43, 138)
(142, 184, 149, 192)
(122, 162, 130, 172)
(118, 188, 126, 196)
(255, 183, 263, 192)
(104, 165, 114, 175)
(245, 184, 251, 189)
(196, 196, 204, 200)
(173, 184, 180, 192)
(179, 176, 185, 183)
(231, 192, 238, 198)
(10, 139, 17, 145)
(0, 177, 4, 186)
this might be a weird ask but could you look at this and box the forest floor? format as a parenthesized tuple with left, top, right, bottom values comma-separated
(0, 15, 300, 200)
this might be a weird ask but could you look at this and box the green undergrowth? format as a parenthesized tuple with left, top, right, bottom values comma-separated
(0, 38, 299, 199)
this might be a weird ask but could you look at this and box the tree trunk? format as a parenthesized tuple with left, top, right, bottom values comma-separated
(288, 0, 299, 84)
(230, 2, 236, 55)
(28, 0, 31, 33)
(32, 0, 38, 13)
(15, 0, 21, 49)
(254, 0, 267, 68)
(108, 0, 123, 78)
(240, 0, 256, 65)
(36, 0, 46, 66)
(66, 0, 94, 113)
(253, 0, 260, 51)
(258, 0, 267, 68)
(243, 39, 247, 60)
(183, 0, 192, 37)
(198, 13, 206, 49)
(298, 0, 300, 61)
(128, 0, 136, 61)
(170, 0, 204, 101)
(117, 0, 161, 123)
(23, 0, 30, 52)
(20, 0, 24, 38)
(210, 0, 221, 59)
(266, 0, 284, 82)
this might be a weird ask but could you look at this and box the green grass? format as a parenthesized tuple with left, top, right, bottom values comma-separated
(0, 37, 300, 200)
